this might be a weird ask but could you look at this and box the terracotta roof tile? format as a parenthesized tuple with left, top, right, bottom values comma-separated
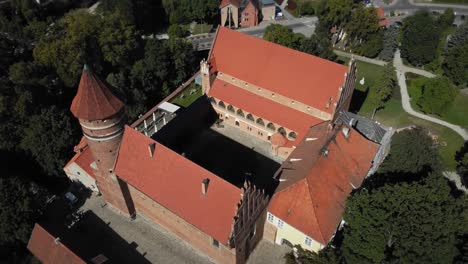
(114, 126, 242, 244)
(209, 78, 322, 145)
(210, 28, 348, 113)
(27, 224, 86, 264)
(70, 66, 124, 121)
(220, 0, 240, 8)
(269, 125, 379, 244)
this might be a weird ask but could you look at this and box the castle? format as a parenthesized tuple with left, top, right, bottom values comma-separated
(61, 27, 390, 263)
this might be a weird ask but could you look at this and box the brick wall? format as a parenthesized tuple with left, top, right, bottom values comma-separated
(128, 184, 237, 264)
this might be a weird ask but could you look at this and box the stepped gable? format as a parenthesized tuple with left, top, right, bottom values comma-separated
(70, 65, 124, 121)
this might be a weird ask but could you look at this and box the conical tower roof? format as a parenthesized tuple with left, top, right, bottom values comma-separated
(71, 65, 124, 121)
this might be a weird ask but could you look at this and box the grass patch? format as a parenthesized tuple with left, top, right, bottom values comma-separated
(339, 57, 464, 169)
(406, 76, 468, 127)
(192, 23, 212, 34)
(170, 83, 202, 108)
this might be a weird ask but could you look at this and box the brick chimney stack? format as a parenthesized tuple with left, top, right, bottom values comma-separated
(70, 65, 135, 218)
(202, 178, 210, 195)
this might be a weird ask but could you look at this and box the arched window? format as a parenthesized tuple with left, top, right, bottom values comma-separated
(288, 132, 297, 140)
(246, 114, 254, 121)
(227, 105, 235, 113)
(236, 109, 245, 117)
(278, 127, 286, 136)
(267, 123, 276, 131)
(218, 101, 226, 108)
(256, 118, 265, 126)
(209, 97, 216, 104)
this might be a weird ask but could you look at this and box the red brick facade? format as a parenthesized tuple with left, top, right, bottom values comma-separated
(240, 2, 258, 28)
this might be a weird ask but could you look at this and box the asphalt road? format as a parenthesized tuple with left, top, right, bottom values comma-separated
(377, 0, 468, 16)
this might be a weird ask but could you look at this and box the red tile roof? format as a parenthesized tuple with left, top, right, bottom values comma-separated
(377, 8, 388, 27)
(71, 66, 124, 121)
(210, 27, 348, 113)
(209, 78, 322, 145)
(114, 126, 242, 244)
(27, 224, 86, 264)
(220, 0, 240, 8)
(269, 125, 379, 244)
(65, 138, 96, 179)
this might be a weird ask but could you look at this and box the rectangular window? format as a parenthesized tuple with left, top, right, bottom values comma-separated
(278, 219, 284, 229)
(212, 238, 219, 248)
(305, 236, 312, 246)
(267, 213, 274, 223)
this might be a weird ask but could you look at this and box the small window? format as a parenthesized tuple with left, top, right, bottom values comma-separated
(212, 238, 219, 248)
(77, 171, 81, 175)
(305, 236, 312, 246)
(278, 219, 284, 229)
(218, 101, 226, 108)
(247, 114, 255, 121)
(267, 213, 274, 223)
(227, 105, 235, 113)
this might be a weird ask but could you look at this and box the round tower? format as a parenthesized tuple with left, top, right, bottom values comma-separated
(70, 65, 135, 217)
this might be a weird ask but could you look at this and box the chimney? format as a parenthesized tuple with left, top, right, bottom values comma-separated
(201, 178, 210, 195)
(54, 237, 61, 244)
(148, 143, 156, 158)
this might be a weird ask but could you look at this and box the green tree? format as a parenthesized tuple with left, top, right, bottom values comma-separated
(379, 128, 440, 174)
(455, 142, 468, 187)
(168, 24, 186, 38)
(319, 0, 353, 29)
(378, 26, 400, 61)
(401, 10, 441, 66)
(264, 24, 304, 50)
(285, 245, 341, 264)
(343, 173, 467, 264)
(20, 106, 79, 176)
(355, 31, 383, 58)
(444, 40, 468, 86)
(438, 8, 455, 28)
(416, 77, 457, 115)
(300, 34, 336, 61)
(0, 175, 36, 245)
(345, 5, 380, 43)
(375, 63, 396, 107)
(447, 21, 468, 51)
(33, 10, 139, 87)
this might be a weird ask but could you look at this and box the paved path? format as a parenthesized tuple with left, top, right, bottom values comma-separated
(394, 49, 468, 140)
(335, 49, 468, 140)
(81, 194, 213, 264)
(376, 0, 468, 16)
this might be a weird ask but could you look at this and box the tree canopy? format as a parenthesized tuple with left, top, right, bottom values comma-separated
(343, 173, 467, 264)
(416, 77, 457, 115)
(444, 40, 468, 87)
(401, 10, 443, 66)
(379, 128, 440, 175)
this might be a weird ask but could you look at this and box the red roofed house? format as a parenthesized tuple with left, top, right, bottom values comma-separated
(202, 27, 356, 159)
(377, 7, 388, 27)
(264, 121, 382, 251)
(221, 0, 260, 28)
(63, 27, 388, 263)
(27, 224, 86, 264)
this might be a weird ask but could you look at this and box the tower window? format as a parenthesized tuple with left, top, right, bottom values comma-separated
(305, 236, 312, 246)
(212, 238, 219, 248)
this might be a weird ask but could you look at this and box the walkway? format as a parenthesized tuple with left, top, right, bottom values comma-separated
(335, 49, 468, 140)
(393, 49, 468, 140)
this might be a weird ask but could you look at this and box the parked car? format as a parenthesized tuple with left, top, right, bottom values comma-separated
(64, 192, 78, 206)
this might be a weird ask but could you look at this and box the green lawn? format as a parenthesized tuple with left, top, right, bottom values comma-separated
(170, 83, 202, 108)
(192, 23, 212, 35)
(407, 76, 468, 127)
(340, 57, 464, 169)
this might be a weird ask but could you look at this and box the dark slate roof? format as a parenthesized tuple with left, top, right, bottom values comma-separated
(335, 111, 388, 144)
